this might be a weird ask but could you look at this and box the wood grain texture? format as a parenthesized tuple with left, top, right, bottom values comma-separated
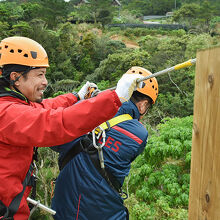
(188, 47, 220, 220)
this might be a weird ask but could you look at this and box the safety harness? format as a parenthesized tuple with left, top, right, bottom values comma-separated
(59, 114, 133, 195)
(0, 88, 37, 220)
(0, 164, 33, 220)
(0, 154, 37, 220)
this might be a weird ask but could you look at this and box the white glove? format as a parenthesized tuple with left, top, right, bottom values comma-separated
(115, 74, 144, 103)
(78, 81, 98, 100)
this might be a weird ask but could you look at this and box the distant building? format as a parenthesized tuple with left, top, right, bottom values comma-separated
(77, 0, 121, 6)
(143, 13, 173, 21)
(78, 0, 89, 3)
(166, 12, 174, 17)
(143, 15, 167, 20)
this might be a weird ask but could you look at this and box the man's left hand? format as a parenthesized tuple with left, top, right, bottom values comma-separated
(78, 81, 99, 100)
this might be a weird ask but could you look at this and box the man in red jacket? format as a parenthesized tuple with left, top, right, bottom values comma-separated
(0, 36, 144, 220)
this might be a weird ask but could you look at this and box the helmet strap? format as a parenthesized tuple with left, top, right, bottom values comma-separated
(10, 68, 31, 85)
(10, 67, 34, 94)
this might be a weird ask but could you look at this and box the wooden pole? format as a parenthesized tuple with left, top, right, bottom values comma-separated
(188, 47, 220, 220)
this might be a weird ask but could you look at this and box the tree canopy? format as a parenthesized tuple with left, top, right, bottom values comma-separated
(0, 0, 219, 219)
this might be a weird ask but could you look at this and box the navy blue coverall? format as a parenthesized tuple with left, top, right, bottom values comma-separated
(51, 100, 148, 220)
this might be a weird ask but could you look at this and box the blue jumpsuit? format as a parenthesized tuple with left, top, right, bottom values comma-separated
(51, 101, 148, 220)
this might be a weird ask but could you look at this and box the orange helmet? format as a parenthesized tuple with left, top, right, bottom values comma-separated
(0, 36, 49, 67)
(126, 66, 158, 103)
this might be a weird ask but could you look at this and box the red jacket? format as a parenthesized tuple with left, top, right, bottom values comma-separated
(0, 90, 121, 220)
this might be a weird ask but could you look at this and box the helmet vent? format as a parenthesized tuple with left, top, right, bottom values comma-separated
(155, 88, 157, 91)
(152, 85, 154, 89)
(5, 45, 8, 49)
(132, 70, 135, 73)
(10, 49, 14, 53)
(31, 51, 37, 59)
(139, 71, 143, 74)
(24, 53, 28, 58)
(18, 49, 22, 53)
(150, 79, 152, 82)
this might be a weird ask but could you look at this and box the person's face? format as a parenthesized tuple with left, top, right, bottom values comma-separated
(11, 68, 48, 103)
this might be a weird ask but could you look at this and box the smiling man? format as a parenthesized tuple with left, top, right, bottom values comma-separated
(9, 67, 48, 103)
(0, 36, 144, 220)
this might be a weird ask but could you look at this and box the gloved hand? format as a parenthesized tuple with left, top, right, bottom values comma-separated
(115, 74, 144, 103)
(78, 81, 99, 100)
(90, 88, 101, 98)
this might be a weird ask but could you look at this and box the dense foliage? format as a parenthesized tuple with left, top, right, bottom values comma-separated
(0, 0, 219, 219)
(121, 0, 220, 17)
(125, 116, 193, 219)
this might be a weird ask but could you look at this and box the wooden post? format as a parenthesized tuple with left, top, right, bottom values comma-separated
(188, 47, 220, 220)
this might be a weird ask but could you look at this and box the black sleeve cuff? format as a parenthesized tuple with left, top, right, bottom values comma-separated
(72, 91, 80, 101)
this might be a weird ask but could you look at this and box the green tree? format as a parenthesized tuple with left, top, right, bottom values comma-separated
(185, 33, 214, 58)
(37, 0, 69, 28)
(67, 4, 92, 23)
(0, 2, 24, 25)
(97, 9, 114, 26)
(0, 2, 11, 23)
(0, 21, 10, 39)
(172, 2, 216, 33)
(20, 2, 42, 21)
(122, 0, 177, 16)
(10, 21, 32, 36)
(75, 0, 115, 25)
(125, 116, 193, 219)
(85, 49, 151, 86)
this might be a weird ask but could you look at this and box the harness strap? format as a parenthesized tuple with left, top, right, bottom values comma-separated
(60, 140, 84, 171)
(60, 137, 122, 193)
(59, 114, 133, 194)
(89, 152, 122, 193)
(0, 163, 34, 219)
(95, 114, 132, 134)
(60, 114, 133, 171)
(29, 148, 38, 199)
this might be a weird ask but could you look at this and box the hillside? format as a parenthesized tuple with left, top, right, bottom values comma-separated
(0, 0, 220, 219)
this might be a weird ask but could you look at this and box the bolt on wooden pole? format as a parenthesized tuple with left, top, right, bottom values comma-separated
(188, 47, 220, 220)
